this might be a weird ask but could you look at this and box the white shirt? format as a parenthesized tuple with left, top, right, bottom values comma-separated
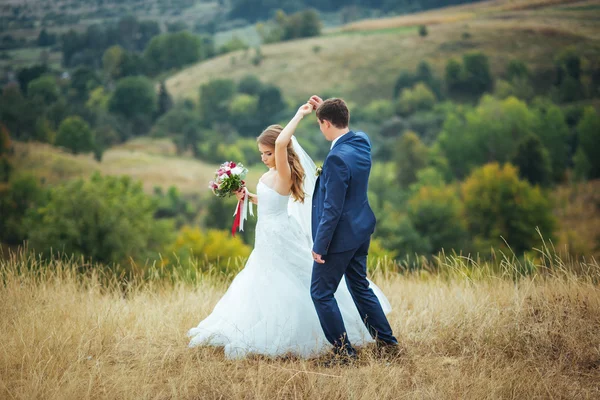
(330, 131, 350, 150)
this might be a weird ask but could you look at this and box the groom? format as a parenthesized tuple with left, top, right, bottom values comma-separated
(308, 96, 398, 360)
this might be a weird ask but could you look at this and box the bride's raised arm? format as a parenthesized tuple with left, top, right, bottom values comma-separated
(274, 103, 313, 184)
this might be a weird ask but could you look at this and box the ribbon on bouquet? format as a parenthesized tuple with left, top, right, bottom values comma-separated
(232, 187, 254, 236)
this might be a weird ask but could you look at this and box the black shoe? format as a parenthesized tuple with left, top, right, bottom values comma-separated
(374, 340, 407, 360)
(319, 352, 358, 368)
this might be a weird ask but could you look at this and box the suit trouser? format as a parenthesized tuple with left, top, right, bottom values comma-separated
(310, 239, 397, 352)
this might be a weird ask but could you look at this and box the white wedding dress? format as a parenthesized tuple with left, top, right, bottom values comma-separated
(187, 139, 392, 359)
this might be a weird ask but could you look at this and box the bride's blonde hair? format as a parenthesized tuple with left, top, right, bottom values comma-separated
(257, 125, 306, 203)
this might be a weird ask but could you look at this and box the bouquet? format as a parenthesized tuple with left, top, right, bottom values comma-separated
(209, 161, 248, 197)
(209, 161, 253, 236)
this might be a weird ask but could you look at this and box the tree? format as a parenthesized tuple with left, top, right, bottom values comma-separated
(506, 59, 529, 81)
(0, 84, 40, 140)
(102, 45, 125, 80)
(37, 28, 56, 47)
(393, 71, 417, 99)
(576, 107, 600, 179)
(152, 104, 207, 156)
(109, 76, 157, 120)
(359, 99, 395, 122)
(298, 9, 322, 38)
(445, 58, 463, 97)
(257, 84, 286, 126)
(373, 208, 432, 258)
(27, 75, 60, 105)
(0, 174, 46, 245)
(462, 51, 493, 96)
(416, 60, 442, 97)
(26, 173, 173, 265)
(229, 94, 260, 133)
(512, 134, 551, 187)
(408, 185, 467, 254)
(17, 64, 48, 94)
(199, 79, 236, 125)
(395, 131, 428, 187)
(157, 81, 173, 117)
(70, 66, 101, 100)
(534, 103, 569, 182)
(462, 163, 555, 254)
(554, 47, 584, 102)
(144, 31, 203, 74)
(55, 116, 95, 154)
(573, 147, 591, 181)
(238, 75, 263, 96)
(437, 96, 539, 179)
(396, 83, 436, 116)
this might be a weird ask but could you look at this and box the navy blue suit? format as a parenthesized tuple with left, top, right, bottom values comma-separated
(311, 131, 397, 353)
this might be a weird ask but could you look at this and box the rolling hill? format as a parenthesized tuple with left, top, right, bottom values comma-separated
(10, 138, 264, 195)
(166, 0, 600, 104)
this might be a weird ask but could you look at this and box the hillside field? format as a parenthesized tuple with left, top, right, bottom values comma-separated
(166, 0, 600, 104)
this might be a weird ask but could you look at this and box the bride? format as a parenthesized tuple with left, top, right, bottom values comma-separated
(187, 103, 392, 359)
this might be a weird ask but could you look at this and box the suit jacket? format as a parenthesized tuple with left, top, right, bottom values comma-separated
(312, 131, 376, 255)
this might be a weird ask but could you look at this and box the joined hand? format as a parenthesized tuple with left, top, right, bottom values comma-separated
(308, 95, 324, 111)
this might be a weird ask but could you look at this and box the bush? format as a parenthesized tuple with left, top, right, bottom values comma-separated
(0, 174, 46, 245)
(144, 31, 204, 74)
(408, 185, 467, 254)
(55, 116, 95, 155)
(395, 131, 428, 187)
(396, 83, 436, 116)
(437, 96, 540, 179)
(229, 94, 260, 133)
(109, 76, 157, 121)
(237, 75, 263, 96)
(219, 36, 249, 54)
(358, 99, 395, 122)
(576, 107, 600, 179)
(511, 134, 552, 187)
(26, 173, 173, 265)
(168, 226, 251, 271)
(199, 79, 236, 124)
(462, 163, 555, 254)
(27, 75, 60, 105)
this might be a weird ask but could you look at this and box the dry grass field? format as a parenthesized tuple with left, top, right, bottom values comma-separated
(165, 0, 600, 104)
(1, 248, 599, 399)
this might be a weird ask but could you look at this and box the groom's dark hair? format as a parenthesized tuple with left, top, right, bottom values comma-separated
(316, 98, 349, 128)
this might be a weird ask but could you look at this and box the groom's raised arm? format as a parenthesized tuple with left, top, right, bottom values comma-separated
(313, 154, 349, 256)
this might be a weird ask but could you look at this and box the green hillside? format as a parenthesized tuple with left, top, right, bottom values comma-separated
(166, 0, 600, 104)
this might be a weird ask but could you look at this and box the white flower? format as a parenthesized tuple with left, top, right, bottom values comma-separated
(231, 166, 243, 176)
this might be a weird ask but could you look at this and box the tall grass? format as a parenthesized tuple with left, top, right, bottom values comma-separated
(1, 245, 599, 399)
